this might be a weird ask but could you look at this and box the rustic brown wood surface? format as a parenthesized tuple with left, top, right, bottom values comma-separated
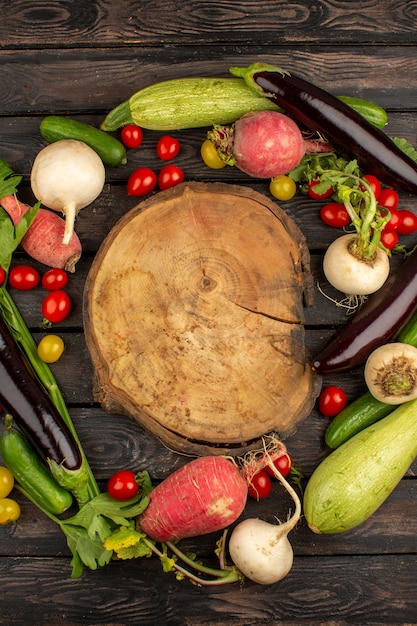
(0, 1, 416, 624)
(84, 182, 319, 455)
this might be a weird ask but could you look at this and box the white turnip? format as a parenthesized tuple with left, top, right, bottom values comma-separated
(208, 110, 307, 178)
(31, 139, 105, 245)
(365, 342, 417, 404)
(323, 233, 390, 296)
(228, 451, 301, 585)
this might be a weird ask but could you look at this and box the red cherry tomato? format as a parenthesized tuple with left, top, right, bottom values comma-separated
(396, 209, 417, 235)
(308, 180, 333, 200)
(9, 265, 40, 290)
(41, 268, 68, 291)
(120, 124, 143, 149)
(156, 135, 181, 161)
(107, 470, 139, 501)
(378, 188, 399, 211)
(158, 164, 184, 190)
(127, 167, 157, 197)
(318, 385, 347, 417)
(362, 174, 381, 200)
(380, 229, 399, 250)
(264, 453, 293, 478)
(320, 203, 350, 228)
(382, 207, 400, 231)
(247, 469, 272, 500)
(0, 267, 5, 286)
(41, 290, 71, 323)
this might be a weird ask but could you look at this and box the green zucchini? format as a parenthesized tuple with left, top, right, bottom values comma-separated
(304, 397, 417, 534)
(101, 77, 281, 131)
(40, 116, 127, 166)
(101, 76, 387, 132)
(0, 424, 73, 515)
(325, 309, 417, 449)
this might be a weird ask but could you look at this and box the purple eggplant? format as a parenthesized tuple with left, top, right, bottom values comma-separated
(231, 63, 417, 196)
(0, 313, 82, 470)
(312, 248, 417, 374)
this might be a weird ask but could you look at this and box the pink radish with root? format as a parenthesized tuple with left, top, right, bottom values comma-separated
(1, 195, 82, 272)
(208, 109, 331, 178)
(138, 455, 248, 542)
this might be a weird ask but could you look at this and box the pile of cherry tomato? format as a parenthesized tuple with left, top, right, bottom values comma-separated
(5, 265, 72, 363)
(0, 465, 20, 524)
(247, 451, 293, 501)
(120, 125, 185, 197)
(308, 173, 417, 249)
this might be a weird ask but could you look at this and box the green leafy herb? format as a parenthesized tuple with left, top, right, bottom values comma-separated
(289, 153, 391, 257)
(0, 159, 22, 197)
(392, 137, 417, 164)
(0, 157, 39, 272)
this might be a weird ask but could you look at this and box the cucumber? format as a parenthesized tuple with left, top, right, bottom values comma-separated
(337, 95, 387, 130)
(324, 391, 393, 448)
(0, 425, 73, 515)
(304, 397, 417, 534)
(40, 116, 127, 166)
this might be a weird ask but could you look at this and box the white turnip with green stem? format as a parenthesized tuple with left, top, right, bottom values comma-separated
(31, 139, 105, 245)
(321, 172, 391, 298)
(228, 440, 301, 585)
(365, 342, 417, 404)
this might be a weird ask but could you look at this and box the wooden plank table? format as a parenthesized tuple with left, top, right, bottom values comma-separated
(1, 1, 416, 624)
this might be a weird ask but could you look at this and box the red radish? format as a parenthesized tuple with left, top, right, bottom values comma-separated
(208, 110, 328, 179)
(138, 456, 247, 542)
(1, 195, 82, 272)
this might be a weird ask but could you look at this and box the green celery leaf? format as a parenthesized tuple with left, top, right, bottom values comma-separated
(115, 542, 153, 560)
(0, 204, 39, 270)
(392, 137, 417, 164)
(63, 523, 113, 574)
(0, 159, 22, 198)
(104, 526, 154, 560)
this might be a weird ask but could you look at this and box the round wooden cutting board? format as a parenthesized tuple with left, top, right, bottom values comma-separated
(83, 182, 320, 456)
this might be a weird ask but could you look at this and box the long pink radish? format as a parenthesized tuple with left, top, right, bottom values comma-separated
(1, 195, 82, 272)
(138, 456, 247, 542)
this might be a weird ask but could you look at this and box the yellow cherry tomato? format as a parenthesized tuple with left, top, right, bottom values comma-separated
(0, 497, 21, 524)
(269, 175, 297, 201)
(0, 466, 14, 498)
(200, 139, 227, 169)
(37, 334, 65, 363)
